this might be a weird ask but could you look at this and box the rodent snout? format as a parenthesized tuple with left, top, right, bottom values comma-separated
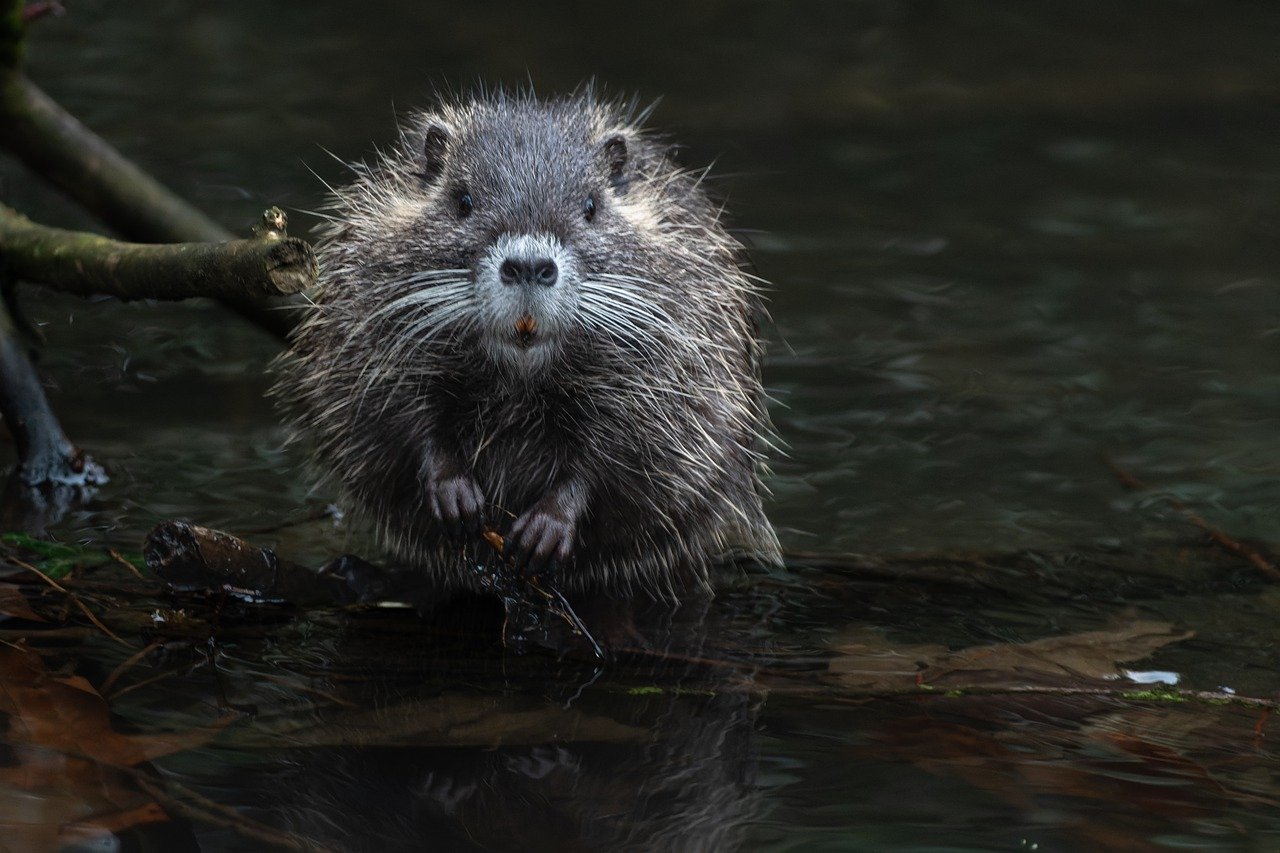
(499, 256, 559, 288)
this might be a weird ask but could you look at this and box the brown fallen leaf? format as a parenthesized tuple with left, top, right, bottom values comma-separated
(0, 644, 238, 848)
(922, 620, 1193, 688)
(0, 645, 233, 765)
(0, 584, 44, 623)
(829, 618, 1193, 691)
(0, 753, 165, 851)
(826, 628, 947, 690)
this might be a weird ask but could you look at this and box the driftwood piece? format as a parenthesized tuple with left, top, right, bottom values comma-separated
(144, 521, 371, 608)
(0, 203, 316, 301)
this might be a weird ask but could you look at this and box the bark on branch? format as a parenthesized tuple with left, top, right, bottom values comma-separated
(0, 58, 299, 337)
(0, 203, 317, 301)
(0, 1, 306, 506)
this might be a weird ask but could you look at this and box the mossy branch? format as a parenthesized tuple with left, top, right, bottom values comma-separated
(0, 203, 317, 301)
(0, 68, 299, 336)
(0, 3, 311, 500)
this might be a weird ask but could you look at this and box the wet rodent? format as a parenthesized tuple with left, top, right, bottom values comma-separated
(274, 88, 780, 597)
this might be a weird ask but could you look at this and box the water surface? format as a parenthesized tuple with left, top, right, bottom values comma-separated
(1, 2, 1278, 850)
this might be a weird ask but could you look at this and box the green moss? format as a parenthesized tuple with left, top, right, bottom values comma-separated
(624, 685, 717, 698)
(627, 686, 664, 696)
(1, 533, 148, 580)
(1, 531, 87, 578)
(1120, 686, 1187, 703)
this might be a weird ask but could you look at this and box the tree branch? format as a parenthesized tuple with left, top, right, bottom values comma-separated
(0, 290, 103, 488)
(0, 71, 299, 337)
(0, 203, 316, 301)
(0, 0, 303, 505)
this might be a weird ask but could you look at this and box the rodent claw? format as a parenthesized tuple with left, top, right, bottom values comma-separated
(508, 508, 574, 577)
(429, 473, 486, 542)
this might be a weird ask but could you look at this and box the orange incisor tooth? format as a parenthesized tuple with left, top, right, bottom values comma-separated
(514, 314, 538, 336)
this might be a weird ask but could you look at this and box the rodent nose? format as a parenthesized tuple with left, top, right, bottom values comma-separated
(499, 256, 559, 287)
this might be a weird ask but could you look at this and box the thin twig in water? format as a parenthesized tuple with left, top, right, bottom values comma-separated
(107, 548, 146, 580)
(6, 557, 135, 646)
(1105, 456, 1280, 582)
(100, 639, 163, 697)
(108, 659, 209, 701)
(241, 504, 338, 536)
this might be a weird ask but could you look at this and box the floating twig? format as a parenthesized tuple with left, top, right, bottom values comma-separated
(6, 556, 134, 646)
(100, 639, 163, 696)
(1105, 456, 1280, 582)
(106, 548, 145, 580)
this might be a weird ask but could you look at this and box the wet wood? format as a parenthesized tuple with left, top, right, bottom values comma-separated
(0, 294, 104, 489)
(0, 203, 316, 301)
(0, 0, 298, 338)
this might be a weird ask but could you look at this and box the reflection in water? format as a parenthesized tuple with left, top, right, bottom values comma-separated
(0, 474, 99, 535)
(221, 692, 759, 852)
(153, 598, 766, 853)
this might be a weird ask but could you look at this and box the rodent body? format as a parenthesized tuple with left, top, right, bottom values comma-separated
(274, 89, 780, 596)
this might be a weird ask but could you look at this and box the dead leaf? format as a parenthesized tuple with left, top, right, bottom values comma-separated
(827, 627, 946, 689)
(829, 619, 1193, 691)
(0, 749, 154, 833)
(0, 585, 44, 623)
(0, 645, 231, 845)
(922, 620, 1194, 688)
(0, 645, 233, 765)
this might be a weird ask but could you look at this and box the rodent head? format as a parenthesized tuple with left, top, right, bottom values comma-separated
(342, 91, 672, 378)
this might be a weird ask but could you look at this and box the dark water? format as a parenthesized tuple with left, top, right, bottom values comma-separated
(3, 2, 1279, 850)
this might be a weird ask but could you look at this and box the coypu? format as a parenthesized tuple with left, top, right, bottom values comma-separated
(274, 89, 780, 596)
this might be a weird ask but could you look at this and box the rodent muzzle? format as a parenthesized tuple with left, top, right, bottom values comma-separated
(499, 256, 559, 288)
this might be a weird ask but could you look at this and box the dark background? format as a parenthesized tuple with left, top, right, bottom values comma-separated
(3, 4, 1279, 849)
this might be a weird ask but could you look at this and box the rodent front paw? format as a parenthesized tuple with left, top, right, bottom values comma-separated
(507, 507, 575, 576)
(427, 473, 486, 539)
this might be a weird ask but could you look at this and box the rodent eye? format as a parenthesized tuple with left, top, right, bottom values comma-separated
(457, 192, 474, 218)
(583, 196, 596, 222)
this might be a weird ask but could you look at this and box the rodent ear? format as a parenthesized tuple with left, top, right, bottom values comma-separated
(419, 121, 453, 183)
(599, 134, 629, 187)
